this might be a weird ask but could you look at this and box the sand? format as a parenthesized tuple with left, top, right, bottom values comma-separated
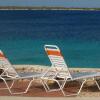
(0, 96, 100, 100)
(0, 64, 100, 97)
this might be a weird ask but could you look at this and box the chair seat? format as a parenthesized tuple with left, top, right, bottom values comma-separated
(71, 72, 100, 80)
(17, 72, 43, 79)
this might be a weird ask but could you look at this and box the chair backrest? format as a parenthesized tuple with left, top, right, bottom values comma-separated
(0, 50, 19, 78)
(44, 45, 72, 79)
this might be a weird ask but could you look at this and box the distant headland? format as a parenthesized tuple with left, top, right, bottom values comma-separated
(0, 6, 100, 10)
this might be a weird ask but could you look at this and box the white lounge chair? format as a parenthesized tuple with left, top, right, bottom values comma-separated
(42, 45, 100, 96)
(0, 50, 43, 94)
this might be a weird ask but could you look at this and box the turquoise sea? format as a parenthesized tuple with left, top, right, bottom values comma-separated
(0, 10, 100, 68)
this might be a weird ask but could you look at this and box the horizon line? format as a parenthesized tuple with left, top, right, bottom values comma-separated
(0, 6, 100, 10)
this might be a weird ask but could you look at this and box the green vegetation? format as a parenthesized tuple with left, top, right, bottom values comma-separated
(0, 6, 100, 10)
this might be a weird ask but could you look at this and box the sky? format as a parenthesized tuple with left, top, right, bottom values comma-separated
(0, 0, 100, 8)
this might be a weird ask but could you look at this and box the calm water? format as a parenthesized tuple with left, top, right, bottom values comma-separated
(0, 10, 100, 68)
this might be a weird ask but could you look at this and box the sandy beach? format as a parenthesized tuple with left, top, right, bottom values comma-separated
(0, 64, 100, 97)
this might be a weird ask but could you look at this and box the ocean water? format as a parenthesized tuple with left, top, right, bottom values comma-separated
(0, 10, 100, 68)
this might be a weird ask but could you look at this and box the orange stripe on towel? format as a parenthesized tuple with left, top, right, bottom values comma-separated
(46, 50, 62, 56)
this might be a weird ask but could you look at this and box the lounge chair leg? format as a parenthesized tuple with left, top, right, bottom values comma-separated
(24, 79, 34, 93)
(47, 79, 63, 92)
(93, 78, 100, 91)
(0, 77, 12, 94)
(9, 80, 15, 89)
(42, 79, 53, 92)
(10, 79, 34, 94)
(77, 79, 87, 95)
(61, 79, 86, 96)
(95, 80, 100, 90)
(40, 79, 49, 92)
(41, 79, 62, 93)
(55, 80, 66, 96)
(0, 80, 14, 90)
(0, 77, 34, 94)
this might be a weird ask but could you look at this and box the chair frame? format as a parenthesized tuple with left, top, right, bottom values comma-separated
(0, 50, 43, 94)
(42, 44, 100, 96)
